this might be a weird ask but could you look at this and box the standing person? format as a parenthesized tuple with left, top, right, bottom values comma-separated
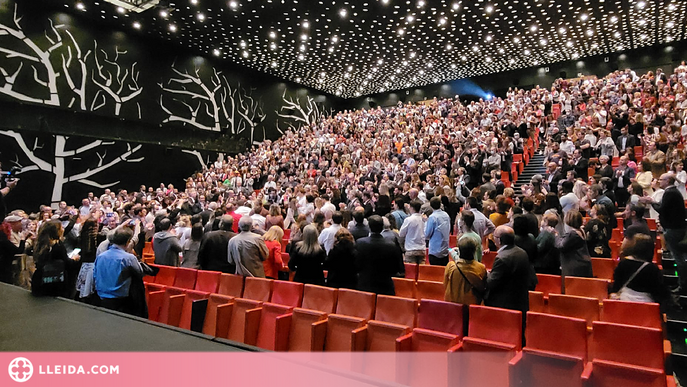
(671, 161, 687, 199)
(318, 211, 343, 254)
(356, 215, 403, 295)
(610, 234, 669, 306)
(391, 198, 408, 229)
(153, 218, 183, 267)
(181, 224, 203, 269)
(262, 226, 285, 279)
(456, 210, 482, 262)
(93, 227, 143, 315)
(399, 200, 426, 264)
(535, 213, 561, 275)
(198, 215, 236, 273)
(264, 204, 285, 230)
(425, 197, 451, 266)
(74, 217, 99, 302)
(584, 205, 612, 258)
(643, 173, 687, 294)
(0, 215, 28, 284)
(31, 220, 80, 297)
(228, 216, 269, 277)
(459, 196, 496, 243)
(485, 226, 537, 324)
(444, 237, 487, 305)
(348, 208, 371, 240)
(513, 215, 537, 263)
(557, 211, 594, 278)
(324, 228, 358, 290)
(288, 224, 326, 285)
(613, 155, 636, 207)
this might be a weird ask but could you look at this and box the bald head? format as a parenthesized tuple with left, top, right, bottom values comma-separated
(494, 225, 515, 247)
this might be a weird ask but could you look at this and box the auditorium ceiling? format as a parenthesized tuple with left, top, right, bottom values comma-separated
(55, 0, 687, 98)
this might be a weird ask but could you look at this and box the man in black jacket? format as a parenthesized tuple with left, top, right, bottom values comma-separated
(355, 215, 403, 296)
(486, 226, 537, 330)
(198, 215, 236, 273)
(644, 173, 687, 293)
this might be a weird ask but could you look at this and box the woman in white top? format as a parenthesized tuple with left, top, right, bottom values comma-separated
(671, 161, 687, 199)
(633, 160, 654, 196)
(595, 130, 618, 158)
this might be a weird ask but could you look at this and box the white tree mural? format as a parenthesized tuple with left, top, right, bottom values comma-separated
(0, 130, 144, 206)
(0, 4, 62, 106)
(181, 149, 210, 170)
(276, 90, 332, 133)
(91, 42, 143, 118)
(235, 85, 266, 145)
(60, 29, 91, 111)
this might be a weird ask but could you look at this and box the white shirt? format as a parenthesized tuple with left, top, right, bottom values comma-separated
(235, 206, 252, 217)
(318, 224, 342, 254)
(399, 213, 426, 251)
(251, 214, 266, 231)
(559, 192, 580, 214)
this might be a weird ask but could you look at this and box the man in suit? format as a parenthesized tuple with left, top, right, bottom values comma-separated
(613, 155, 636, 207)
(615, 126, 636, 155)
(543, 162, 563, 195)
(486, 226, 537, 322)
(198, 215, 236, 273)
(356, 215, 404, 296)
(571, 149, 589, 181)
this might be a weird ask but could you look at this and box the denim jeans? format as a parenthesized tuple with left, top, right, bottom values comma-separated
(663, 228, 687, 288)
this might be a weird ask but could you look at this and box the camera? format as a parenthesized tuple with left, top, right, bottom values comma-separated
(0, 166, 21, 188)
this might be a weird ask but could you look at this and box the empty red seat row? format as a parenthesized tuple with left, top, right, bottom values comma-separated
(535, 274, 610, 302)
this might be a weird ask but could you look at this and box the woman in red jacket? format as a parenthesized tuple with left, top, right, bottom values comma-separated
(262, 226, 285, 279)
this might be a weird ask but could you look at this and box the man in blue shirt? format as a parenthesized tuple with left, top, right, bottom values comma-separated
(425, 196, 451, 266)
(94, 227, 142, 313)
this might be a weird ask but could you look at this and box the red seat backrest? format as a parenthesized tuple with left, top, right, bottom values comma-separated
(195, 270, 221, 293)
(468, 305, 522, 350)
(325, 314, 367, 351)
(525, 312, 588, 361)
(178, 290, 210, 330)
(417, 299, 465, 338)
(591, 321, 665, 370)
(157, 287, 186, 325)
(154, 266, 177, 286)
(591, 258, 617, 281)
(482, 252, 497, 271)
(416, 280, 445, 301)
(548, 294, 600, 328)
(535, 274, 562, 297)
(243, 277, 274, 302)
(589, 360, 669, 387)
(404, 263, 419, 281)
(517, 348, 586, 387)
(601, 299, 662, 329)
(364, 321, 411, 352)
(270, 280, 304, 308)
(202, 294, 234, 336)
(301, 284, 338, 313)
(254, 303, 293, 351)
(418, 265, 445, 282)
(226, 298, 263, 343)
(287, 308, 328, 351)
(173, 268, 198, 290)
(529, 291, 547, 313)
(336, 288, 376, 320)
(217, 273, 244, 298)
(375, 295, 418, 328)
(404, 328, 459, 352)
(563, 276, 609, 302)
(392, 277, 417, 299)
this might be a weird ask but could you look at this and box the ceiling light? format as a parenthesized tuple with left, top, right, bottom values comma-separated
(407, 15, 415, 22)
(132, 21, 141, 29)
(76, 2, 86, 10)
(295, 77, 301, 82)
(498, 48, 504, 54)
(269, 42, 277, 50)
(485, 5, 494, 13)
(268, 31, 276, 39)
(116, 7, 126, 14)
(668, 4, 676, 11)
(419, 70, 425, 75)
(586, 29, 594, 36)
(300, 34, 308, 41)
(636, 1, 646, 9)
(427, 63, 433, 68)
(613, 31, 621, 38)
(320, 72, 326, 78)
(566, 41, 573, 47)
(190, 0, 198, 4)
(530, 25, 538, 32)
(347, 65, 354, 71)
(299, 44, 306, 51)
(197, 13, 205, 21)
(667, 21, 675, 28)
(339, 8, 347, 18)
(344, 73, 350, 78)
(402, 61, 408, 65)
(239, 40, 246, 48)
(242, 50, 249, 58)
(472, 45, 479, 52)
(513, 37, 520, 43)
(438, 17, 447, 26)
(524, 49, 530, 55)
(381, 0, 390, 4)
(377, 59, 384, 65)
(328, 47, 334, 52)
(168, 24, 177, 32)
(417, 0, 426, 8)
(302, 20, 309, 28)
(446, 44, 452, 50)
(397, 28, 405, 35)
(559, 27, 566, 34)
(638, 19, 646, 26)
(160, 9, 168, 18)
(580, 13, 588, 21)
(540, 39, 547, 46)
(610, 16, 618, 23)
(228, 1, 238, 10)
(485, 57, 492, 62)
(297, 54, 304, 60)
(331, 35, 339, 43)
(409, 52, 416, 58)
(213, 49, 220, 56)
(452, 2, 460, 10)
(450, 64, 457, 69)
(485, 35, 492, 42)
(461, 55, 467, 61)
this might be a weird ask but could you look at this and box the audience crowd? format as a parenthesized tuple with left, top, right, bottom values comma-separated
(2, 61, 687, 316)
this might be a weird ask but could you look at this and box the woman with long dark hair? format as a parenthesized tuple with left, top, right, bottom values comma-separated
(324, 228, 358, 289)
(32, 220, 80, 297)
(75, 217, 99, 302)
(288, 225, 326, 285)
(583, 204, 612, 258)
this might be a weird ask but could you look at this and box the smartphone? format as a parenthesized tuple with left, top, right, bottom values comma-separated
(68, 248, 81, 259)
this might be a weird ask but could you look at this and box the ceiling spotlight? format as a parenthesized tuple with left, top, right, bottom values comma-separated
(409, 52, 416, 58)
(300, 34, 308, 41)
(328, 47, 334, 52)
(407, 15, 415, 22)
(610, 15, 618, 23)
(566, 41, 573, 47)
(586, 29, 594, 36)
(446, 44, 453, 50)
(190, 0, 198, 4)
(295, 77, 301, 82)
(213, 49, 220, 56)
(509, 58, 515, 64)
(76, 2, 86, 10)
(472, 45, 479, 52)
(427, 63, 433, 68)
(116, 6, 126, 14)
(269, 31, 276, 39)
(228, 1, 238, 10)
(668, 4, 676, 11)
(297, 54, 304, 60)
(667, 21, 675, 28)
(402, 61, 408, 65)
(377, 59, 384, 65)
(559, 27, 566, 34)
(461, 55, 467, 61)
(197, 13, 205, 21)
(666, 36, 674, 42)
(638, 19, 646, 26)
(485, 35, 492, 42)
(524, 49, 530, 55)
(381, 0, 390, 4)
(390, 75, 395, 80)
(572, 53, 579, 59)
(452, 2, 460, 10)
(636, 1, 646, 9)
(242, 50, 249, 58)
(344, 73, 350, 78)
(450, 63, 457, 69)
(485, 5, 494, 14)
(540, 39, 547, 46)
(320, 71, 326, 78)
(339, 8, 347, 18)
(169, 24, 177, 32)
(513, 37, 520, 43)
(498, 48, 504, 54)
(269, 42, 277, 50)
(299, 44, 306, 52)
(132, 21, 141, 29)
(302, 20, 310, 28)
(160, 9, 168, 17)
(417, 0, 426, 8)
(438, 17, 447, 26)
(347, 65, 354, 71)
(530, 25, 538, 32)
(485, 57, 492, 62)
(331, 35, 339, 43)
(419, 70, 425, 75)
(239, 40, 246, 48)
(397, 28, 405, 35)
(580, 13, 588, 21)
(395, 68, 402, 73)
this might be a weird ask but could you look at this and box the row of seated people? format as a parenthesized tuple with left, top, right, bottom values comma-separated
(141, 264, 675, 387)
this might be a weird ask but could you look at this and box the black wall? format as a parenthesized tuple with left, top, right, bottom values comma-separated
(352, 40, 687, 109)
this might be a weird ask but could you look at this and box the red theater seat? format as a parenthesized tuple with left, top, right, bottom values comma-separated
(243, 277, 274, 302)
(146, 289, 166, 322)
(547, 294, 600, 329)
(482, 251, 497, 271)
(217, 273, 244, 298)
(590, 321, 665, 370)
(154, 265, 177, 286)
(324, 314, 367, 351)
(336, 289, 376, 320)
(468, 305, 522, 350)
(600, 299, 662, 329)
(404, 263, 419, 281)
(525, 312, 588, 361)
(278, 308, 328, 351)
(416, 280, 445, 301)
(157, 287, 186, 326)
(173, 267, 198, 290)
(217, 298, 263, 343)
(583, 359, 676, 387)
(194, 270, 221, 293)
(247, 303, 293, 351)
(397, 327, 460, 387)
(202, 294, 234, 336)
(270, 280, 304, 308)
(417, 299, 465, 337)
(301, 284, 338, 313)
(564, 276, 609, 302)
(355, 320, 411, 352)
(374, 295, 418, 328)
(535, 274, 562, 298)
(529, 291, 547, 313)
(591, 258, 617, 281)
(509, 348, 586, 387)
(418, 265, 444, 282)
(177, 290, 210, 330)
(392, 277, 417, 299)
(451, 336, 518, 387)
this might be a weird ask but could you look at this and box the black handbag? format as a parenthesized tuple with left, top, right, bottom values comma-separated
(41, 259, 66, 285)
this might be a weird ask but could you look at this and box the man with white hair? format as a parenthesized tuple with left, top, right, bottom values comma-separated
(227, 216, 268, 277)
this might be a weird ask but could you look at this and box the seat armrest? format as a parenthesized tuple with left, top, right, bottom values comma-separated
(243, 307, 262, 346)
(311, 319, 327, 351)
(352, 326, 367, 352)
(274, 313, 292, 352)
(395, 332, 413, 352)
(215, 303, 234, 339)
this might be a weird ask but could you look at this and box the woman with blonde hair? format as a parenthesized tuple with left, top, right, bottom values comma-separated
(262, 226, 285, 279)
(288, 225, 326, 285)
